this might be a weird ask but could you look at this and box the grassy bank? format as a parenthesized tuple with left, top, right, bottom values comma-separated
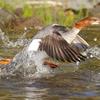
(0, 0, 88, 31)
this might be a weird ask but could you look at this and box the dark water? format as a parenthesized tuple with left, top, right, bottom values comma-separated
(0, 25, 100, 100)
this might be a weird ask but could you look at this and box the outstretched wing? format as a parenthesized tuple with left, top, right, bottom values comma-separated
(39, 31, 86, 62)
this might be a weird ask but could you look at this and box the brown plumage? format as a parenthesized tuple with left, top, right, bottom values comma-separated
(39, 32, 86, 63)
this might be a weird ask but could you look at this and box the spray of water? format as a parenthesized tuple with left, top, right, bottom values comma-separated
(86, 46, 100, 60)
(0, 29, 30, 48)
(0, 44, 100, 78)
(0, 46, 56, 78)
(0, 28, 100, 78)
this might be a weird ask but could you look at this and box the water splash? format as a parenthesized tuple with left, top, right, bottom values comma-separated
(0, 28, 54, 78)
(0, 46, 56, 78)
(1, 45, 100, 78)
(14, 46, 100, 78)
(0, 29, 10, 45)
(0, 28, 100, 78)
(86, 46, 100, 60)
(0, 29, 30, 48)
(1, 40, 79, 78)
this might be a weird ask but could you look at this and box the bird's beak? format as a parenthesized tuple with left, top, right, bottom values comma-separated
(97, 18, 100, 24)
(92, 19, 100, 25)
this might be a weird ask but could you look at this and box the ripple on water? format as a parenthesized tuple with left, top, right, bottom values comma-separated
(0, 25, 100, 100)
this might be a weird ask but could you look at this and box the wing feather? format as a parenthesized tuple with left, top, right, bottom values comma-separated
(39, 32, 86, 63)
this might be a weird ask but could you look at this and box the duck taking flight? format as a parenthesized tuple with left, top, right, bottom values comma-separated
(0, 17, 100, 74)
(27, 17, 100, 68)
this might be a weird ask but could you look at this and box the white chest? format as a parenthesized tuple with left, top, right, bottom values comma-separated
(28, 39, 41, 51)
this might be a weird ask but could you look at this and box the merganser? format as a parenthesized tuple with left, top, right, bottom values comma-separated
(0, 17, 100, 74)
(27, 17, 100, 68)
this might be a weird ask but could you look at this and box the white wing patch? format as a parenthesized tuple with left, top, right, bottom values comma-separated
(28, 39, 41, 51)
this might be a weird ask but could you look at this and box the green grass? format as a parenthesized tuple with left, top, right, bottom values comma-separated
(32, 6, 88, 27)
(0, 0, 88, 27)
(23, 4, 33, 18)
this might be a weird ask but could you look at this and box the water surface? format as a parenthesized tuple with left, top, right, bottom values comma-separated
(0, 25, 100, 100)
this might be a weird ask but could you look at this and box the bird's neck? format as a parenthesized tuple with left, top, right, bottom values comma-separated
(71, 27, 81, 35)
(74, 18, 91, 29)
(64, 19, 91, 44)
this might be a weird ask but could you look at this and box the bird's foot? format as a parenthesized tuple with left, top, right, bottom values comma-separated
(43, 61, 58, 68)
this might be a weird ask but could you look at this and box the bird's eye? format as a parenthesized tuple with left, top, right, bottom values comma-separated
(93, 19, 97, 21)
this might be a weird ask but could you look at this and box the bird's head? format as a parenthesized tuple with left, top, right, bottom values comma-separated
(74, 17, 100, 29)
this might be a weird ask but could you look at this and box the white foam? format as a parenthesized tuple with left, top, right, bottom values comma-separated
(28, 39, 41, 51)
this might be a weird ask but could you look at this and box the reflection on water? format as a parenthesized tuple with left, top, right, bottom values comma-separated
(0, 71, 100, 100)
(0, 25, 100, 100)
